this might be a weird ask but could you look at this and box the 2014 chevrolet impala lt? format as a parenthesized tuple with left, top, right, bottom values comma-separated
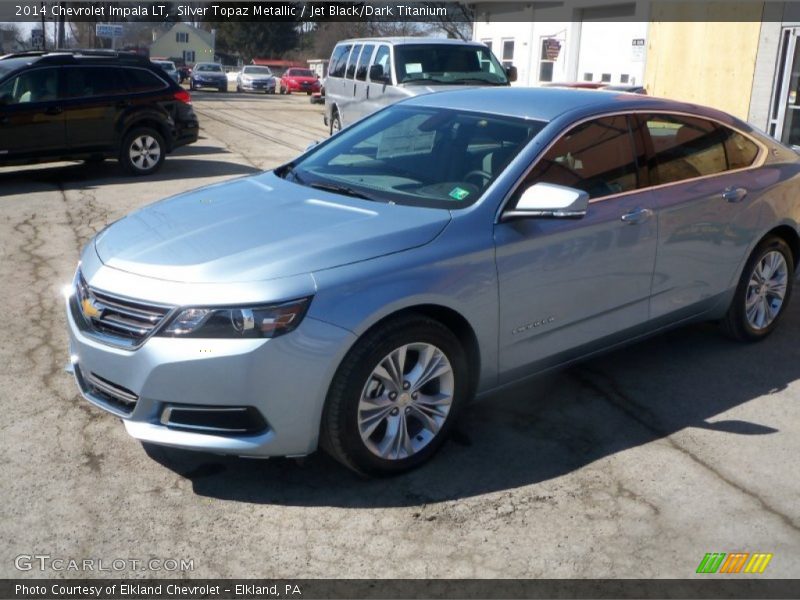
(66, 88, 800, 475)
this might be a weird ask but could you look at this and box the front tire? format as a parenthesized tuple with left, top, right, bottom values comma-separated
(120, 127, 165, 176)
(722, 235, 794, 342)
(321, 315, 469, 476)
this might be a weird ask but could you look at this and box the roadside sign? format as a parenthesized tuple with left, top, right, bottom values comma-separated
(31, 28, 44, 49)
(96, 24, 123, 39)
(543, 38, 561, 61)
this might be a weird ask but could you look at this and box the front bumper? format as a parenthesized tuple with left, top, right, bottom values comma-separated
(193, 78, 227, 88)
(240, 79, 275, 92)
(65, 284, 355, 458)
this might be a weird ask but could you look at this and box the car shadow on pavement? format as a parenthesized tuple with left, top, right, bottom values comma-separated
(144, 299, 800, 508)
(0, 157, 261, 197)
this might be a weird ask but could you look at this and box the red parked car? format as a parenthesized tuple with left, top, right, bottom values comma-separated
(279, 68, 321, 95)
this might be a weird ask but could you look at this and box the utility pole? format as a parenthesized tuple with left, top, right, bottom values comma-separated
(57, 2, 65, 48)
(40, 1, 45, 50)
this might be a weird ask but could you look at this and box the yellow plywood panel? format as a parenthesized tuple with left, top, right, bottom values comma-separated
(645, 2, 764, 119)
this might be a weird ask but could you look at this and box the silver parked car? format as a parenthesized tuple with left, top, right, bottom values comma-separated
(151, 60, 179, 84)
(236, 65, 276, 94)
(66, 88, 800, 475)
(325, 37, 515, 134)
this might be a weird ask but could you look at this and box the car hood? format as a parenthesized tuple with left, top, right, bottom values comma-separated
(94, 172, 451, 284)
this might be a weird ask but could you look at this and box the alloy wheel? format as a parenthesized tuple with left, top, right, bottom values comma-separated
(128, 135, 161, 172)
(745, 250, 788, 330)
(357, 343, 454, 460)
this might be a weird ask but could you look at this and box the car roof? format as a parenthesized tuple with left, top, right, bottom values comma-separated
(1, 50, 151, 67)
(337, 37, 486, 47)
(402, 86, 745, 128)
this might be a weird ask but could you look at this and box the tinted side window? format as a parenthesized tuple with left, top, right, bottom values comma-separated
(522, 115, 638, 200)
(63, 67, 126, 98)
(346, 45, 362, 79)
(725, 130, 760, 169)
(124, 68, 168, 93)
(356, 44, 375, 81)
(371, 45, 392, 83)
(0, 67, 58, 104)
(645, 114, 728, 184)
(329, 44, 351, 78)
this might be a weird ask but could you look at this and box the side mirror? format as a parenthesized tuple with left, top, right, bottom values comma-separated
(502, 182, 589, 221)
(369, 64, 387, 82)
(505, 65, 518, 83)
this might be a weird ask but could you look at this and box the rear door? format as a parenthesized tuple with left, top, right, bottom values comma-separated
(0, 66, 65, 159)
(62, 65, 129, 152)
(351, 44, 375, 123)
(364, 44, 402, 119)
(339, 44, 363, 126)
(638, 113, 767, 319)
(494, 115, 657, 381)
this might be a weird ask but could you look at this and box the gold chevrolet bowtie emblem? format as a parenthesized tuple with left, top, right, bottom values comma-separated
(81, 297, 101, 319)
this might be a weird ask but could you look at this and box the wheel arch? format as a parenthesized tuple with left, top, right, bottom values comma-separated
(121, 117, 173, 152)
(347, 303, 482, 396)
(767, 224, 800, 270)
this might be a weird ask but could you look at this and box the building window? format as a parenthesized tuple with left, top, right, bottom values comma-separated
(620, 74, 630, 83)
(502, 39, 514, 68)
(183, 50, 195, 63)
(583, 72, 593, 81)
(176, 32, 189, 43)
(601, 73, 611, 83)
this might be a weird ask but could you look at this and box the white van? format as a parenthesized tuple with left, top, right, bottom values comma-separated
(324, 37, 516, 134)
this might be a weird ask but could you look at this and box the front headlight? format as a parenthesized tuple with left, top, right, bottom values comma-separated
(241, 76, 251, 82)
(160, 297, 311, 339)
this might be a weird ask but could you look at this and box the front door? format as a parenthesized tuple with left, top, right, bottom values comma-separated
(494, 115, 657, 381)
(0, 67, 64, 159)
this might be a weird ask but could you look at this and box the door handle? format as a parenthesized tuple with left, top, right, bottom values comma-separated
(44, 106, 62, 115)
(366, 86, 370, 99)
(722, 186, 747, 203)
(620, 207, 653, 225)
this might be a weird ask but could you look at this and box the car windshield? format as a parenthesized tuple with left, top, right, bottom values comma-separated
(244, 66, 271, 75)
(197, 64, 222, 72)
(394, 45, 509, 85)
(154, 62, 175, 70)
(281, 105, 545, 209)
(289, 69, 314, 77)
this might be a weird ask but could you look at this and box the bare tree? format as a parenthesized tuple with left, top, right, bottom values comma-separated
(428, 2, 474, 41)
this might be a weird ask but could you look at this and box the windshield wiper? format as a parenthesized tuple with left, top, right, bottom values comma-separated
(448, 78, 506, 85)
(307, 182, 374, 201)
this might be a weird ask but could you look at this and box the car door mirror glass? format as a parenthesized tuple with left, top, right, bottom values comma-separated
(503, 182, 589, 221)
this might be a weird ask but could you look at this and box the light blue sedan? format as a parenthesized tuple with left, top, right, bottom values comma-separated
(66, 88, 800, 475)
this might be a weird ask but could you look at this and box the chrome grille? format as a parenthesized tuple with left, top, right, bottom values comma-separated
(74, 273, 172, 348)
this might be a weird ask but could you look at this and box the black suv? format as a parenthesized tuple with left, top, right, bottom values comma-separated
(0, 50, 199, 175)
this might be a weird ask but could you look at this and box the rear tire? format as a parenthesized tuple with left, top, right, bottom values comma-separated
(329, 110, 342, 136)
(722, 235, 794, 342)
(320, 315, 469, 476)
(120, 127, 165, 176)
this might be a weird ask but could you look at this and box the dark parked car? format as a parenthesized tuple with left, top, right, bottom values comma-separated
(0, 50, 198, 175)
(190, 62, 227, 92)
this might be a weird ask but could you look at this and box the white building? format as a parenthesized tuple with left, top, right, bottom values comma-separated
(472, 2, 649, 87)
